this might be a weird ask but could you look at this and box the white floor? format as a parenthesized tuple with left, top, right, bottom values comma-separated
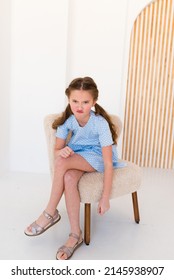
(0, 167, 174, 260)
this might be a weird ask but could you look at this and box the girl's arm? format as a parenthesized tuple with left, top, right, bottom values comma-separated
(97, 145, 113, 215)
(54, 138, 74, 158)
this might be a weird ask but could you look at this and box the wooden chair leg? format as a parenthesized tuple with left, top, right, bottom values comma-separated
(84, 203, 91, 245)
(132, 192, 140, 223)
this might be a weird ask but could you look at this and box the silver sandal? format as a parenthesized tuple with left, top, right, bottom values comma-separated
(56, 232, 83, 260)
(24, 209, 61, 236)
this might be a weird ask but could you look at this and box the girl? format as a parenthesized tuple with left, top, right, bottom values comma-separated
(24, 77, 125, 260)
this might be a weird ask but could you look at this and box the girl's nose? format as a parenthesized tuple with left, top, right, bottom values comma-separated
(77, 103, 83, 109)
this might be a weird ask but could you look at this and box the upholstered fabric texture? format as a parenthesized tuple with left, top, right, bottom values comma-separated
(44, 113, 141, 203)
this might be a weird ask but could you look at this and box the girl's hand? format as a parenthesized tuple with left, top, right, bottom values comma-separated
(97, 197, 110, 215)
(56, 146, 74, 158)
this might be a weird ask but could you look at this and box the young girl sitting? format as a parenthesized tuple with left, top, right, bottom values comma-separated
(24, 76, 125, 260)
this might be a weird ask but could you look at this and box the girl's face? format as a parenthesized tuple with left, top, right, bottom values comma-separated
(69, 90, 96, 121)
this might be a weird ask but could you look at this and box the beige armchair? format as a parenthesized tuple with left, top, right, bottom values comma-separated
(44, 114, 141, 245)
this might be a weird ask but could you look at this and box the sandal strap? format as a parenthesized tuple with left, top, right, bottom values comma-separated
(69, 232, 80, 241)
(30, 222, 43, 234)
(57, 245, 73, 258)
(43, 210, 54, 220)
(56, 232, 83, 260)
(43, 209, 59, 221)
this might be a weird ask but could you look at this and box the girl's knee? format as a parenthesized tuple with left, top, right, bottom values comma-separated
(64, 170, 77, 186)
(64, 170, 79, 189)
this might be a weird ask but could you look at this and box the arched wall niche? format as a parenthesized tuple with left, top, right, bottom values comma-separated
(122, 0, 174, 169)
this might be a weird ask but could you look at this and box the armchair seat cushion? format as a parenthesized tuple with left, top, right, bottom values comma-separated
(78, 161, 141, 203)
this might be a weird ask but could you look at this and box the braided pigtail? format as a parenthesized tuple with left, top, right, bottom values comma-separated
(94, 103, 118, 144)
(52, 104, 72, 129)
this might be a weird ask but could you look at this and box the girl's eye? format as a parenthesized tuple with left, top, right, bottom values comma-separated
(84, 101, 89, 104)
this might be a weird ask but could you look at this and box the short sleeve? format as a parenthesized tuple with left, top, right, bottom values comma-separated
(98, 118, 113, 147)
(55, 123, 69, 139)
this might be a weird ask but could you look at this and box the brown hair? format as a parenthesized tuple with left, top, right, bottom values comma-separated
(52, 77, 118, 144)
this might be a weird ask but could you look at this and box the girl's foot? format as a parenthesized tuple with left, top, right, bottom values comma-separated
(56, 231, 83, 260)
(24, 209, 61, 236)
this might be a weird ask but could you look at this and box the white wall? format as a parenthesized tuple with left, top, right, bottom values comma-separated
(66, 0, 129, 115)
(9, 0, 68, 173)
(0, 0, 152, 174)
(0, 0, 11, 173)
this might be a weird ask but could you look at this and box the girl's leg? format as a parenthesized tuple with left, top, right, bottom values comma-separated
(25, 154, 95, 233)
(45, 154, 94, 212)
(64, 169, 84, 234)
(57, 169, 84, 260)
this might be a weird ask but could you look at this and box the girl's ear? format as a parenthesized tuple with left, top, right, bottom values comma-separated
(93, 101, 97, 111)
(93, 100, 97, 106)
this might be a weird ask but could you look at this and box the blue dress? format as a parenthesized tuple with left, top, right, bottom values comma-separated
(56, 110, 126, 172)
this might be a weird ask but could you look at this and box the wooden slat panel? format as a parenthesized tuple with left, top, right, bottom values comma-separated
(122, 0, 174, 169)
